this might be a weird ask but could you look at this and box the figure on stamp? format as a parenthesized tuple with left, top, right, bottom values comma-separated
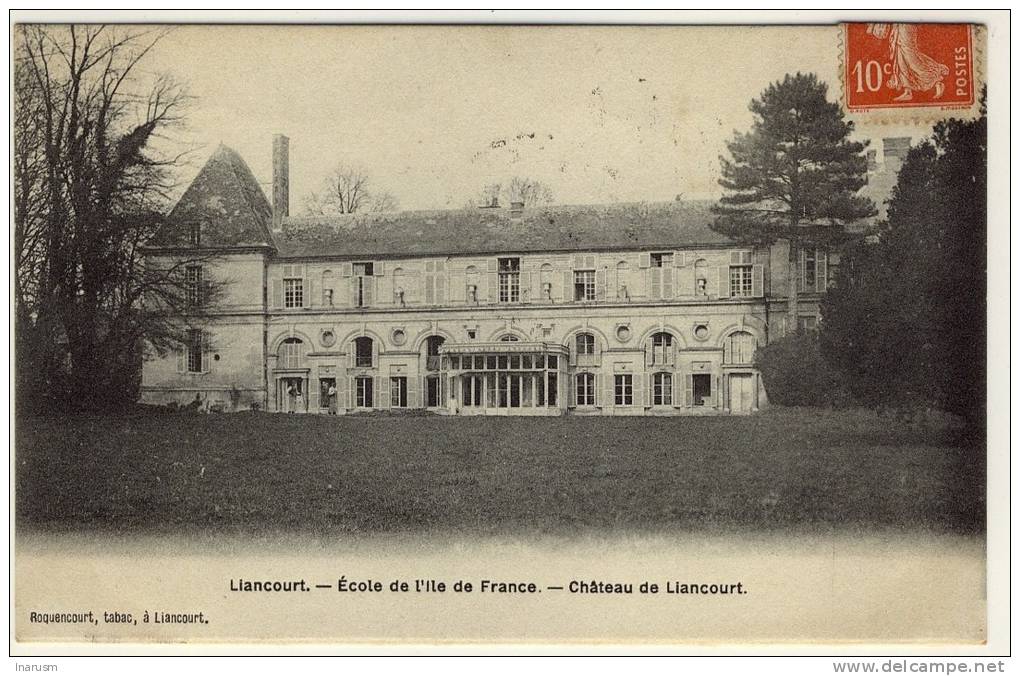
(867, 23, 950, 101)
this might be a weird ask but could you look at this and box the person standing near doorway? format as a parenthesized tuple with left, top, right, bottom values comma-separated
(327, 382, 338, 415)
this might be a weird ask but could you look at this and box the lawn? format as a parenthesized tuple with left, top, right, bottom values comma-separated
(14, 408, 984, 537)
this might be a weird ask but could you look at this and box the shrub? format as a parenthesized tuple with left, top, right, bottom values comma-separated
(756, 332, 854, 408)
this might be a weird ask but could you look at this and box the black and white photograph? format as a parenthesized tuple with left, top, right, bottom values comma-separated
(10, 11, 1009, 660)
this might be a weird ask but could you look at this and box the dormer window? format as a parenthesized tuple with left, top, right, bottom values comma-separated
(189, 222, 201, 247)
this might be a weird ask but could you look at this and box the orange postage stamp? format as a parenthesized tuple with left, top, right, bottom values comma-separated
(843, 23, 977, 113)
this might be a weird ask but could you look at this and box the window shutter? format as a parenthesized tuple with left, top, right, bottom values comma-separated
(272, 279, 282, 308)
(375, 376, 385, 409)
(408, 377, 419, 409)
(487, 272, 498, 303)
(437, 273, 447, 304)
(648, 268, 660, 299)
(601, 374, 613, 411)
(567, 373, 576, 408)
(685, 374, 694, 408)
(375, 262, 385, 277)
(306, 278, 316, 308)
(666, 338, 676, 366)
(347, 376, 355, 409)
(371, 338, 379, 367)
(718, 266, 730, 298)
(672, 372, 681, 408)
(593, 337, 602, 367)
(662, 267, 674, 298)
(638, 253, 651, 269)
(568, 335, 578, 367)
(752, 264, 764, 297)
(816, 251, 827, 293)
(562, 270, 573, 301)
(342, 262, 353, 278)
(595, 269, 606, 301)
(347, 346, 355, 369)
(336, 376, 347, 411)
(363, 277, 375, 307)
(449, 273, 465, 302)
(644, 337, 653, 368)
(425, 275, 434, 304)
(201, 331, 211, 374)
(176, 347, 185, 373)
(635, 373, 646, 408)
(799, 249, 807, 293)
(380, 376, 391, 409)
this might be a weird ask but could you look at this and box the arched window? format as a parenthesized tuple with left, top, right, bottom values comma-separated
(499, 334, 520, 342)
(322, 270, 335, 306)
(279, 337, 305, 369)
(425, 335, 445, 371)
(650, 332, 673, 365)
(694, 259, 708, 296)
(616, 260, 630, 299)
(652, 372, 673, 406)
(354, 336, 374, 368)
(392, 267, 405, 305)
(465, 265, 480, 302)
(575, 332, 595, 355)
(540, 263, 554, 300)
(724, 331, 756, 364)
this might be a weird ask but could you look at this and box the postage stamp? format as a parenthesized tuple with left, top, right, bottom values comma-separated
(843, 23, 978, 115)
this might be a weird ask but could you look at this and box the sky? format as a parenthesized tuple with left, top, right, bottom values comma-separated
(141, 24, 930, 212)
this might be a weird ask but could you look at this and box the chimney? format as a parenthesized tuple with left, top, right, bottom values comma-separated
(272, 134, 289, 231)
(882, 137, 911, 175)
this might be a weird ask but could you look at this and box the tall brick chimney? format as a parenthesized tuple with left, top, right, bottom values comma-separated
(272, 134, 289, 231)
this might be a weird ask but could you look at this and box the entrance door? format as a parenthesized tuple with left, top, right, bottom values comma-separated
(281, 377, 304, 413)
(728, 373, 754, 413)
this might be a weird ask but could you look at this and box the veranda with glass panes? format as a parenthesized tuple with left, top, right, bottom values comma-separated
(441, 342, 568, 415)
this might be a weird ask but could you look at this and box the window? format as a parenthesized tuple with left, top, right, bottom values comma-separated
(616, 261, 630, 300)
(465, 265, 479, 303)
(729, 265, 753, 297)
(575, 332, 595, 356)
(575, 372, 595, 406)
(322, 270, 335, 306)
(724, 331, 756, 364)
(425, 261, 446, 304)
(353, 262, 374, 307)
(651, 332, 673, 365)
(574, 269, 596, 301)
(653, 372, 673, 406)
(499, 334, 519, 342)
(186, 329, 204, 373)
(540, 263, 554, 300)
(185, 265, 203, 307)
(284, 278, 303, 308)
(798, 316, 818, 333)
(614, 374, 633, 406)
(188, 222, 201, 247)
(650, 252, 673, 268)
(390, 377, 408, 407)
(692, 373, 712, 406)
(694, 259, 708, 296)
(804, 250, 817, 289)
(498, 258, 520, 303)
(355, 376, 374, 408)
(354, 337, 374, 368)
(425, 335, 445, 371)
(279, 337, 304, 369)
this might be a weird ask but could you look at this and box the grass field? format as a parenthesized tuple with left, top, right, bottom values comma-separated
(15, 408, 984, 537)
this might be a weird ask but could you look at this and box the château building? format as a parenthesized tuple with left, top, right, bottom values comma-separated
(140, 134, 898, 416)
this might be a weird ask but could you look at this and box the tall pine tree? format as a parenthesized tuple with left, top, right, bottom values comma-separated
(712, 73, 875, 329)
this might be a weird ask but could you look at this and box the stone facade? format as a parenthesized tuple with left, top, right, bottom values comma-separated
(140, 140, 835, 416)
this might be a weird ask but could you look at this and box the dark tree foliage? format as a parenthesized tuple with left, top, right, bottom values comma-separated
(712, 73, 876, 327)
(821, 100, 987, 425)
(754, 332, 854, 408)
(14, 26, 219, 413)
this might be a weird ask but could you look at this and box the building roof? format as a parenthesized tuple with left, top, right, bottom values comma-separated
(275, 201, 732, 259)
(155, 145, 274, 248)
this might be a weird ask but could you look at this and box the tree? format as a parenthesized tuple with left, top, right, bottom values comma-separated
(821, 100, 986, 425)
(302, 163, 399, 215)
(712, 72, 875, 329)
(467, 177, 554, 208)
(14, 25, 212, 412)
